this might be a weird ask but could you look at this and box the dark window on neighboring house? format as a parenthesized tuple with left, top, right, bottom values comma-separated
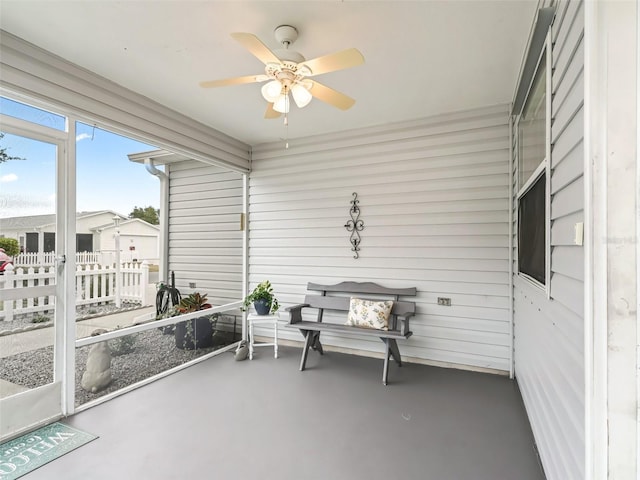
(76, 234, 93, 252)
(26, 232, 38, 253)
(43, 232, 55, 252)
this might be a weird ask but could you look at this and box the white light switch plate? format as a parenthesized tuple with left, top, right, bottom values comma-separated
(574, 222, 584, 246)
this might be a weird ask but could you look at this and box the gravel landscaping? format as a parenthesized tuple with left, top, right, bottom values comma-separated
(0, 323, 239, 406)
(0, 301, 143, 336)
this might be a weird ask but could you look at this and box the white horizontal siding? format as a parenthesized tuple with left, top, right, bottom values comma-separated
(250, 104, 511, 372)
(513, 2, 585, 479)
(167, 160, 244, 308)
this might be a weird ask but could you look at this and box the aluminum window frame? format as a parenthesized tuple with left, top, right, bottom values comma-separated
(515, 32, 552, 295)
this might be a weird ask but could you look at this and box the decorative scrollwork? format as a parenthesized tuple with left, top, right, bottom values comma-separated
(344, 192, 364, 259)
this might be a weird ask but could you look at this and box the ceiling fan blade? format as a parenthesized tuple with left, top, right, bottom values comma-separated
(231, 32, 282, 65)
(264, 103, 281, 119)
(299, 48, 364, 76)
(308, 81, 356, 110)
(199, 74, 268, 88)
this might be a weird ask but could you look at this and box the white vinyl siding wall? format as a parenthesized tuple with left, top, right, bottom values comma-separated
(167, 160, 244, 308)
(513, 2, 585, 479)
(250, 104, 512, 371)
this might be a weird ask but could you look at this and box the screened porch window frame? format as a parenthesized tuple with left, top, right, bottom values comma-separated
(515, 32, 552, 295)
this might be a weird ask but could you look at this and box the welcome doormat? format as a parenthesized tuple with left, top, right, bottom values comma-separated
(0, 422, 97, 479)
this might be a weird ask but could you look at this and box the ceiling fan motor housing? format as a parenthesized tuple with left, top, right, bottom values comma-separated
(274, 25, 298, 47)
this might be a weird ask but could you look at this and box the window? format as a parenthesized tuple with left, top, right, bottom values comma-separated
(518, 174, 546, 284)
(0, 96, 66, 131)
(518, 53, 547, 189)
(516, 40, 550, 289)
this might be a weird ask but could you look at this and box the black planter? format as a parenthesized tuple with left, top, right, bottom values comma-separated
(174, 316, 214, 350)
(253, 299, 270, 315)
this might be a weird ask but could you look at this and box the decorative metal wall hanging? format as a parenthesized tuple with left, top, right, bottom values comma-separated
(344, 192, 364, 259)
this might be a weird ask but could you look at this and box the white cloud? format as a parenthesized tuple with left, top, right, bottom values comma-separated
(76, 133, 92, 142)
(0, 173, 18, 183)
(0, 193, 55, 217)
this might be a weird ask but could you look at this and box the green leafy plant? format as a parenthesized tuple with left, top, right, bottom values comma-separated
(242, 280, 279, 314)
(129, 205, 160, 225)
(173, 292, 218, 350)
(0, 237, 19, 257)
(31, 314, 50, 324)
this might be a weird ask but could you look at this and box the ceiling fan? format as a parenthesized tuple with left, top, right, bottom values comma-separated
(199, 25, 365, 119)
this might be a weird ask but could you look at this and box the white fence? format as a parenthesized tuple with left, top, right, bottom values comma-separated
(0, 262, 150, 321)
(14, 251, 139, 267)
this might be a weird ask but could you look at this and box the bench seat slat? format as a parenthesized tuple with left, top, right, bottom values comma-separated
(288, 320, 412, 339)
(302, 296, 415, 316)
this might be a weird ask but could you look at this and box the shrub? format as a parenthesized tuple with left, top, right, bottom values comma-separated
(0, 238, 19, 257)
(31, 314, 50, 324)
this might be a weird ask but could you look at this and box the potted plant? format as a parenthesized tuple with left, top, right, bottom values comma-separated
(242, 280, 279, 315)
(174, 292, 218, 350)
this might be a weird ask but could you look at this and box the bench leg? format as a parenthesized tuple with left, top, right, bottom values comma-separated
(300, 330, 313, 371)
(382, 339, 391, 385)
(388, 339, 402, 366)
(311, 332, 324, 355)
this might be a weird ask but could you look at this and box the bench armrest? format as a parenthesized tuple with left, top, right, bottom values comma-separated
(285, 303, 310, 324)
(397, 312, 415, 336)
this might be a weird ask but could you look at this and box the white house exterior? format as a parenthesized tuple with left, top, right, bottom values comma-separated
(0, 1, 637, 479)
(91, 218, 160, 263)
(0, 210, 159, 262)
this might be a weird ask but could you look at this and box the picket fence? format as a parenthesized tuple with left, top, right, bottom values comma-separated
(14, 251, 138, 267)
(0, 262, 150, 321)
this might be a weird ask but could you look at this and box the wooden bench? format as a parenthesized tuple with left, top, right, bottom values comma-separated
(286, 281, 417, 385)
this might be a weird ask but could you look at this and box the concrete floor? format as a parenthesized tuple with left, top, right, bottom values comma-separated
(22, 345, 545, 480)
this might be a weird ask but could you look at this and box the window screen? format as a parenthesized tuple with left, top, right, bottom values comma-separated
(518, 174, 546, 284)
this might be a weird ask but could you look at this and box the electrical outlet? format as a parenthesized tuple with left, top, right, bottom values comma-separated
(189, 282, 196, 289)
(437, 297, 451, 306)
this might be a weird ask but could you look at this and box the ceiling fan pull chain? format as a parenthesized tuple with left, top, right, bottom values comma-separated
(284, 90, 290, 149)
(284, 112, 289, 149)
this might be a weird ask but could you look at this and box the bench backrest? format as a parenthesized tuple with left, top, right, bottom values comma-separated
(303, 281, 416, 331)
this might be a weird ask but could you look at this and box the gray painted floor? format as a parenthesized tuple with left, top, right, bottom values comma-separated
(26, 346, 545, 480)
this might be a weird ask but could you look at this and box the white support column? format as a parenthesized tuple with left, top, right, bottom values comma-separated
(3, 264, 15, 322)
(141, 260, 150, 306)
(36, 227, 44, 264)
(60, 119, 76, 417)
(585, 1, 639, 479)
(113, 216, 121, 308)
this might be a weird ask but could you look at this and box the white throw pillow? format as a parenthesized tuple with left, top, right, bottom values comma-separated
(346, 297, 393, 330)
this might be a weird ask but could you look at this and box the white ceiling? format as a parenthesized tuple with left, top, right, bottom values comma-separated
(0, 1, 537, 146)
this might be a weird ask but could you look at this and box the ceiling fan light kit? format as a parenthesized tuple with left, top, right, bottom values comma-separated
(200, 24, 365, 120)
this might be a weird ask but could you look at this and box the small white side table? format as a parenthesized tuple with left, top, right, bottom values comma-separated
(247, 313, 279, 360)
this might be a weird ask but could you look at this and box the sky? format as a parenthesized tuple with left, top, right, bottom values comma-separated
(0, 97, 161, 219)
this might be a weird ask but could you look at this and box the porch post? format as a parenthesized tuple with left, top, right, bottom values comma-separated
(585, 1, 638, 479)
(36, 227, 44, 264)
(113, 216, 121, 308)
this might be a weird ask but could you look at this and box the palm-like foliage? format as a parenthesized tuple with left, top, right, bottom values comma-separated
(176, 292, 212, 314)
